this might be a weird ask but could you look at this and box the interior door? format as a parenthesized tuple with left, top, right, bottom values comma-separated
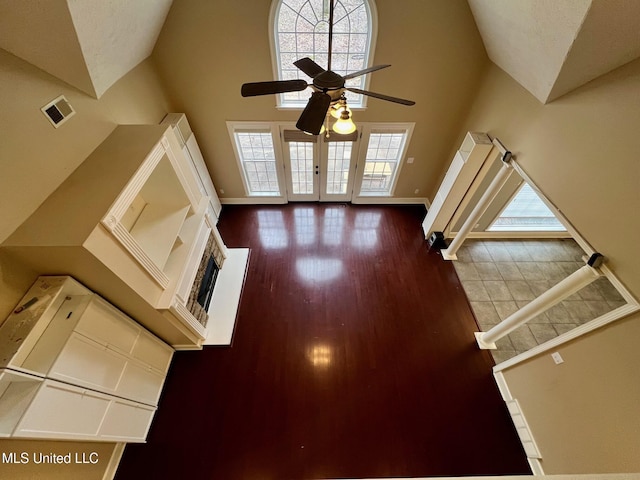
(282, 128, 359, 202)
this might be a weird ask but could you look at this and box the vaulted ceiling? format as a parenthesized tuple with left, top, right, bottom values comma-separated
(1, 0, 639, 104)
(0, 0, 172, 98)
(467, 0, 640, 103)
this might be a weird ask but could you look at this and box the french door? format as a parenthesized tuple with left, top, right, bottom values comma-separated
(281, 128, 359, 202)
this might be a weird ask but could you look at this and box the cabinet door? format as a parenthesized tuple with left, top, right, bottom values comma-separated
(99, 398, 155, 443)
(185, 135, 222, 217)
(14, 380, 110, 440)
(132, 331, 173, 373)
(118, 361, 165, 406)
(49, 333, 128, 394)
(74, 298, 139, 354)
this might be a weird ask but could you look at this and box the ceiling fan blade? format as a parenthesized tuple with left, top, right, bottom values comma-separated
(343, 64, 391, 80)
(293, 57, 326, 79)
(241, 79, 309, 97)
(296, 92, 332, 135)
(345, 87, 416, 106)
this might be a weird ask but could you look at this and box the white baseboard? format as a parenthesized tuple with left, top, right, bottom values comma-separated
(493, 373, 544, 474)
(351, 196, 429, 205)
(448, 230, 572, 239)
(221, 197, 429, 207)
(221, 197, 287, 205)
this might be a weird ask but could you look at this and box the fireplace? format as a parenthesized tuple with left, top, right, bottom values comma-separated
(197, 256, 219, 310)
(186, 232, 225, 327)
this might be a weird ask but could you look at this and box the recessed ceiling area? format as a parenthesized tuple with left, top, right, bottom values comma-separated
(0, 0, 172, 98)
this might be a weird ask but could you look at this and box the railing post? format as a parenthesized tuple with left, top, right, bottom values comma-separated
(441, 150, 513, 260)
(476, 254, 604, 349)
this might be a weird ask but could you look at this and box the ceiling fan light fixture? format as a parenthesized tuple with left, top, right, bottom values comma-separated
(333, 110, 356, 135)
(330, 98, 351, 119)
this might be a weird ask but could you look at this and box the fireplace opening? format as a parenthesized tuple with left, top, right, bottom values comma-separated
(197, 255, 219, 311)
(186, 231, 225, 328)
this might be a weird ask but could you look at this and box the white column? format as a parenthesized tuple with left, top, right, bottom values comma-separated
(476, 258, 603, 349)
(441, 154, 513, 261)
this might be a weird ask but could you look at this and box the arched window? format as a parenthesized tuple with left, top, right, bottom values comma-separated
(271, 0, 377, 108)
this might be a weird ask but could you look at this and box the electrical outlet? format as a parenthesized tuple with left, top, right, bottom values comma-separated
(219, 189, 225, 194)
(551, 352, 564, 364)
(407, 157, 414, 164)
(414, 189, 419, 194)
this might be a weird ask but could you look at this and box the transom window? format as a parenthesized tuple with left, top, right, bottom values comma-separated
(272, 0, 376, 107)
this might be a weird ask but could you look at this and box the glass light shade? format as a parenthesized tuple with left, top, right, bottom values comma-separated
(333, 111, 356, 135)
(330, 103, 351, 119)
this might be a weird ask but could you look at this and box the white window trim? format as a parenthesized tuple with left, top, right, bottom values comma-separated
(268, 0, 379, 110)
(228, 121, 414, 202)
(226, 121, 287, 199)
(353, 122, 415, 199)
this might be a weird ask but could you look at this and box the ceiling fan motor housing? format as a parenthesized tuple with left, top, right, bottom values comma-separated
(313, 71, 345, 90)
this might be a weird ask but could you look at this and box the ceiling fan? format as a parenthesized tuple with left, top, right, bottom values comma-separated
(240, 0, 415, 135)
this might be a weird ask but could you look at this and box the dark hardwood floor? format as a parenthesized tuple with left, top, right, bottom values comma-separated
(116, 204, 530, 479)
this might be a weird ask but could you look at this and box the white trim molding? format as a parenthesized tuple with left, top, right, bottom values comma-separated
(352, 196, 429, 205)
(221, 197, 288, 205)
(451, 230, 572, 239)
(493, 372, 545, 475)
(493, 303, 640, 372)
(220, 197, 429, 206)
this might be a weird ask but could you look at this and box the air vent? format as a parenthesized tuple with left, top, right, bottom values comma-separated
(41, 95, 75, 128)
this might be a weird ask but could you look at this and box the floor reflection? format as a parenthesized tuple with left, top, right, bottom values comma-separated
(294, 207, 315, 246)
(296, 257, 343, 283)
(322, 208, 345, 246)
(257, 210, 288, 249)
(351, 212, 381, 249)
(307, 344, 332, 368)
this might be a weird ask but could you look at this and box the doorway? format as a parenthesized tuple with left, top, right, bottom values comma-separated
(281, 128, 359, 202)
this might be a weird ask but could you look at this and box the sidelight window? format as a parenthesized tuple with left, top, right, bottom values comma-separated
(358, 126, 412, 196)
(232, 129, 282, 196)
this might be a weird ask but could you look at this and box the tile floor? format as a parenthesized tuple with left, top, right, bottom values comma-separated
(452, 239, 627, 364)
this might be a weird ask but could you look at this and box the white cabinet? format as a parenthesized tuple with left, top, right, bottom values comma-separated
(0, 369, 43, 438)
(3, 124, 226, 349)
(422, 132, 494, 238)
(13, 380, 156, 442)
(161, 113, 223, 219)
(0, 276, 173, 443)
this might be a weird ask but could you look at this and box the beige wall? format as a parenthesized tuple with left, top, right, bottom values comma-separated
(0, 440, 116, 480)
(0, 50, 173, 245)
(458, 60, 640, 296)
(0, 49, 173, 478)
(503, 313, 640, 474)
(456, 60, 640, 473)
(152, 0, 488, 200)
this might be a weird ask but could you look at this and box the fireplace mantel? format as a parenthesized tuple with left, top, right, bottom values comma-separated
(3, 124, 234, 350)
